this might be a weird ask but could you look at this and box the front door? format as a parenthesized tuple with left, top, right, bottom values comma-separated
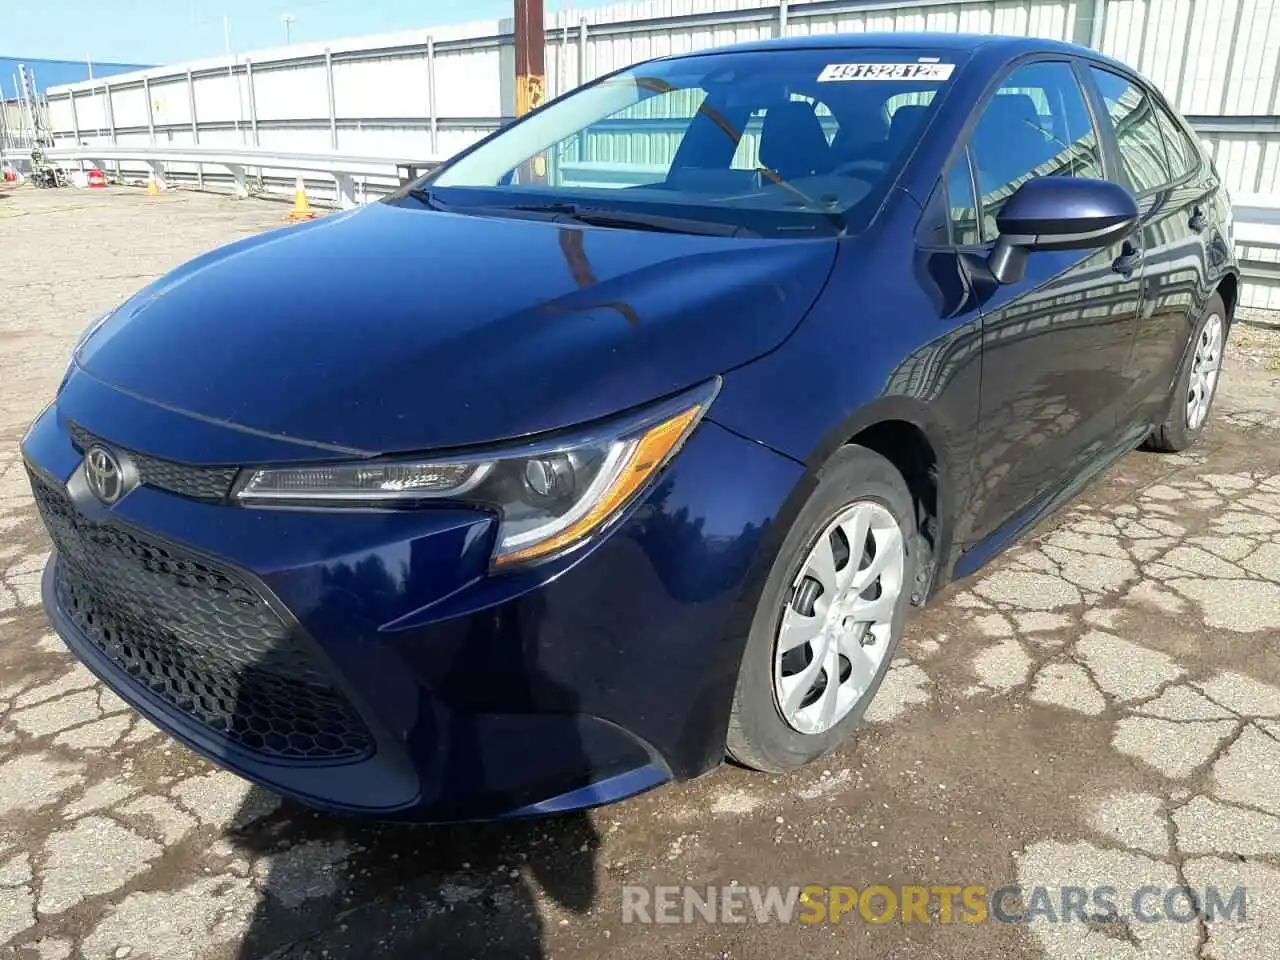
(963, 59, 1144, 546)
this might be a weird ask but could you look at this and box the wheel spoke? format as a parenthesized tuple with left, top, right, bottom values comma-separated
(851, 526, 902, 592)
(835, 507, 871, 588)
(780, 643, 827, 716)
(778, 611, 822, 653)
(837, 628, 881, 691)
(848, 590, 897, 625)
(816, 642, 841, 729)
(804, 534, 840, 596)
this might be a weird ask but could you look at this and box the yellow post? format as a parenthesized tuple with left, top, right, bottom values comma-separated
(514, 0, 548, 184)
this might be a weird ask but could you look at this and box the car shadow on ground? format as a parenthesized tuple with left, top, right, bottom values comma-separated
(231, 795, 599, 959)
(226, 606, 602, 959)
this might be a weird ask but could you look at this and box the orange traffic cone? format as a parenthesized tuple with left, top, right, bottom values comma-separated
(287, 176, 316, 221)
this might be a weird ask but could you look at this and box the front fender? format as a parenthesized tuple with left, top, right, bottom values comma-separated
(707, 226, 985, 600)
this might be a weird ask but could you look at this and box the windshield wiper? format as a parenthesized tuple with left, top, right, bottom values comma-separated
(505, 202, 757, 238)
(404, 186, 451, 210)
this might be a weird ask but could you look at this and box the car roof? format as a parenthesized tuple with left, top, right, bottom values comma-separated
(675, 31, 1133, 73)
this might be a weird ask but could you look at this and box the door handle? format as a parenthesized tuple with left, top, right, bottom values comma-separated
(1112, 246, 1144, 277)
(1189, 207, 1208, 232)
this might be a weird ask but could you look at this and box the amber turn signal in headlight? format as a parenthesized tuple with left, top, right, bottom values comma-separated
(235, 379, 720, 568)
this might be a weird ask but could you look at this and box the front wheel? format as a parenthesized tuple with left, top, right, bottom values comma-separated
(726, 445, 918, 774)
(1145, 293, 1227, 452)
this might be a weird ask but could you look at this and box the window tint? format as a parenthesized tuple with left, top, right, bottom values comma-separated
(1152, 100, 1195, 178)
(1089, 68, 1173, 193)
(969, 61, 1104, 240)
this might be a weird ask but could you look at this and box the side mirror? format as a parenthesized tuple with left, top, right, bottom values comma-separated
(988, 177, 1139, 284)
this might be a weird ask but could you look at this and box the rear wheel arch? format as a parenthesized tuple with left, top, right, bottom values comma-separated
(1216, 273, 1239, 324)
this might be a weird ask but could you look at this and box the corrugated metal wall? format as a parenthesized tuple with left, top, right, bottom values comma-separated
(36, 0, 1280, 301)
(43, 1, 1280, 175)
(42, 1, 1279, 156)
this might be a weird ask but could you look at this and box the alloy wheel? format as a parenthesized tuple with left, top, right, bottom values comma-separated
(773, 500, 905, 735)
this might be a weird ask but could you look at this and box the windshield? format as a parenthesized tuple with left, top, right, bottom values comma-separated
(396, 48, 963, 237)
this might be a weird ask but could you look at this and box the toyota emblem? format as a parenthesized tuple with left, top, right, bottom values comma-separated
(83, 445, 126, 505)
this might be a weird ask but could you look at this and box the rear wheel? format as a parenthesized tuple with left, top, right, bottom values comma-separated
(1145, 293, 1227, 453)
(726, 445, 917, 773)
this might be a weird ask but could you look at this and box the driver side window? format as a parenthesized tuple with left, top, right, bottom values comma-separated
(969, 61, 1104, 241)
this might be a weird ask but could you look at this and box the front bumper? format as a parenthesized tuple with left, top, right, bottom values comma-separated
(22, 376, 804, 821)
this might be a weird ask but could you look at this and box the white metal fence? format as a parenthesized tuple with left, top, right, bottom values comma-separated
(36, 0, 1280, 186)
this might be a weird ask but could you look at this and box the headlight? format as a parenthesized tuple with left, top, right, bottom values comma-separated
(234, 379, 719, 567)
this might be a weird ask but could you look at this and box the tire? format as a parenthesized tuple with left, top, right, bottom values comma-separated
(726, 444, 919, 774)
(1145, 293, 1228, 453)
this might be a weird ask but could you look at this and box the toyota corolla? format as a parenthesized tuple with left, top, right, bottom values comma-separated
(22, 33, 1238, 820)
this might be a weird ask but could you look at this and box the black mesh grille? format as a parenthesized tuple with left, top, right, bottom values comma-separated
(31, 472, 374, 763)
(68, 423, 238, 501)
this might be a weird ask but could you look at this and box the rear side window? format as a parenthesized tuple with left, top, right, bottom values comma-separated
(969, 61, 1104, 240)
(1089, 68, 1173, 194)
(1151, 100, 1198, 179)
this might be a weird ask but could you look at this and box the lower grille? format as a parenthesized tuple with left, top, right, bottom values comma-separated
(31, 472, 374, 764)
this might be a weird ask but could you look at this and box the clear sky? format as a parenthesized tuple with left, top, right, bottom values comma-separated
(4, 0, 616, 66)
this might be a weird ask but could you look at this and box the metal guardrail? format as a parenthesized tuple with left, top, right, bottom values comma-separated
(1229, 193, 1280, 292)
(65, 144, 440, 206)
(0, 144, 442, 208)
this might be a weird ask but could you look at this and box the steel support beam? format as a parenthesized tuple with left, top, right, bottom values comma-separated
(143, 76, 155, 144)
(427, 35, 439, 156)
(245, 60, 259, 147)
(187, 69, 203, 189)
(68, 89, 83, 171)
(325, 48, 338, 150)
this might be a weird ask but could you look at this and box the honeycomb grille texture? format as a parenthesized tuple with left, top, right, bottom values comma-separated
(32, 473, 374, 763)
(68, 423, 237, 501)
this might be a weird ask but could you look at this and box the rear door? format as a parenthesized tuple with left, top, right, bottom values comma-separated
(1084, 66, 1210, 426)
(961, 59, 1144, 546)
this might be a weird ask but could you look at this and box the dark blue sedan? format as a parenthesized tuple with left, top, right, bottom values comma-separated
(22, 33, 1238, 820)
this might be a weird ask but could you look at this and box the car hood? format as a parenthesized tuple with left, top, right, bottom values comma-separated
(76, 202, 835, 454)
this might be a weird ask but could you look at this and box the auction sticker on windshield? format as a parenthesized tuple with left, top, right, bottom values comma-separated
(817, 62, 955, 82)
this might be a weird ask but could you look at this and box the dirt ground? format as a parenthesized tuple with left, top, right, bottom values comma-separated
(2, 185, 1279, 960)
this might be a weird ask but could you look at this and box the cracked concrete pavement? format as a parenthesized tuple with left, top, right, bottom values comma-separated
(1, 185, 1280, 959)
